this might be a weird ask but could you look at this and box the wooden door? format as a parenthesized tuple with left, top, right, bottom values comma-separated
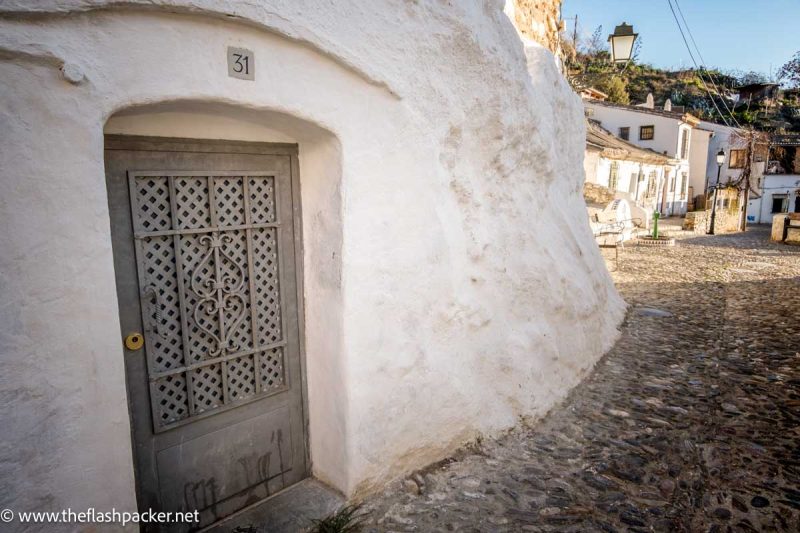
(105, 136, 307, 530)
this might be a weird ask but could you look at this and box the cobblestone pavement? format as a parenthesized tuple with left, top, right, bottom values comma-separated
(360, 226, 800, 532)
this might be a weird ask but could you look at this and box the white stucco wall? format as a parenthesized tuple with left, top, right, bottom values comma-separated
(747, 175, 800, 224)
(585, 103, 692, 216)
(0, 0, 625, 523)
(585, 103, 688, 160)
(701, 122, 744, 186)
(698, 121, 765, 189)
(584, 154, 656, 226)
(594, 158, 641, 197)
(584, 147, 602, 186)
(689, 129, 713, 197)
(658, 166, 690, 217)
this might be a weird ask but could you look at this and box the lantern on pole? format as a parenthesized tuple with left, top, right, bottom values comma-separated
(707, 149, 725, 235)
(608, 23, 638, 64)
(715, 148, 726, 167)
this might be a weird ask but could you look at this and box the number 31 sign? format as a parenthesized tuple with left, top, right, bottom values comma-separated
(227, 47, 254, 80)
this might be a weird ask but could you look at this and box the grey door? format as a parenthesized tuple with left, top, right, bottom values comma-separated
(105, 136, 307, 530)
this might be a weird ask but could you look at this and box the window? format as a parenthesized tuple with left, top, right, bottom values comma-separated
(729, 149, 747, 169)
(618, 127, 630, 141)
(771, 194, 788, 213)
(640, 125, 655, 140)
(680, 172, 688, 199)
(646, 171, 657, 197)
(609, 162, 619, 190)
(668, 170, 675, 192)
(630, 172, 638, 193)
(680, 129, 689, 159)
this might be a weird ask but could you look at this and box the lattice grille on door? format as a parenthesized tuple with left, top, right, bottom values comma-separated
(129, 172, 288, 431)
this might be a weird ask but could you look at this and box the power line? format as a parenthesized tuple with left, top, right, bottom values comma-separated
(666, 0, 731, 126)
(669, 0, 760, 231)
(665, 0, 732, 127)
(674, 0, 741, 126)
(672, 0, 742, 128)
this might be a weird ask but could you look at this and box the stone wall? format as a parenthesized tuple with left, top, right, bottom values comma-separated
(584, 182, 615, 205)
(685, 209, 742, 234)
(772, 213, 800, 243)
(507, 0, 563, 52)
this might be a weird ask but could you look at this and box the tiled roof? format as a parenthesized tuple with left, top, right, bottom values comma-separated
(586, 121, 672, 165)
(586, 99, 700, 126)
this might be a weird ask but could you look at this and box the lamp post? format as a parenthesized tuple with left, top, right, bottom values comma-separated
(608, 23, 638, 65)
(707, 149, 725, 235)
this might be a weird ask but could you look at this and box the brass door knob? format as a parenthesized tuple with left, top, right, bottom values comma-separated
(125, 333, 144, 350)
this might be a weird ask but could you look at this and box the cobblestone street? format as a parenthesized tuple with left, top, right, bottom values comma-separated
(360, 226, 800, 532)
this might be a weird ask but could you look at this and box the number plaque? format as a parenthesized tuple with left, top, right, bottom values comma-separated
(227, 47, 254, 80)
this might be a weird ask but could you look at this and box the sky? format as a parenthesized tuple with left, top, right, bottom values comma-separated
(561, 0, 800, 77)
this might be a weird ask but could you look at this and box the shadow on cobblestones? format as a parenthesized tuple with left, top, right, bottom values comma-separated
(360, 227, 800, 532)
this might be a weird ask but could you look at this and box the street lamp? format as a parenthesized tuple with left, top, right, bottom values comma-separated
(715, 148, 726, 168)
(707, 149, 725, 235)
(608, 23, 638, 64)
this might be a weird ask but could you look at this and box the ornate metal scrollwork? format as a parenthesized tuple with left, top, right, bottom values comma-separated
(190, 233, 248, 356)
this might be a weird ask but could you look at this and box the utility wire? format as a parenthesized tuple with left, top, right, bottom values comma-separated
(666, 0, 731, 125)
(670, 0, 758, 232)
(673, 0, 742, 128)
(665, 0, 732, 127)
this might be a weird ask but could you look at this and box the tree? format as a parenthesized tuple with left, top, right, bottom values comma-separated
(709, 70, 740, 91)
(585, 25, 605, 55)
(596, 76, 630, 105)
(733, 70, 769, 86)
(631, 36, 642, 64)
(778, 51, 800, 88)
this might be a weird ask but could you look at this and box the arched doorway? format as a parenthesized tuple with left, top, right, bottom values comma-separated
(103, 101, 343, 528)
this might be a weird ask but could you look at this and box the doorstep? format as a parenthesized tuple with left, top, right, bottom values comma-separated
(201, 479, 344, 533)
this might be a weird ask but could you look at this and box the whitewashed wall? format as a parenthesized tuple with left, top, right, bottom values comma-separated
(748, 175, 800, 224)
(586, 104, 686, 159)
(584, 148, 602, 186)
(659, 166, 690, 217)
(0, 0, 625, 521)
(689, 129, 714, 197)
(594, 158, 644, 197)
(699, 121, 765, 188)
(586, 103, 692, 216)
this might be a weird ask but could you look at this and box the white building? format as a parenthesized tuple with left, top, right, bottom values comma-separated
(688, 127, 714, 208)
(696, 121, 767, 190)
(749, 175, 800, 224)
(693, 121, 769, 229)
(747, 134, 800, 224)
(584, 120, 675, 223)
(0, 1, 624, 528)
(584, 97, 698, 216)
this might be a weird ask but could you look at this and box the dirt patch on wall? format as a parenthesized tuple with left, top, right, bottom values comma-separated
(510, 0, 562, 52)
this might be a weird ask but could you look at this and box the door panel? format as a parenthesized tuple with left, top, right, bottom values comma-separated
(156, 406, 293, 516)
(105, 137, 307, 530)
